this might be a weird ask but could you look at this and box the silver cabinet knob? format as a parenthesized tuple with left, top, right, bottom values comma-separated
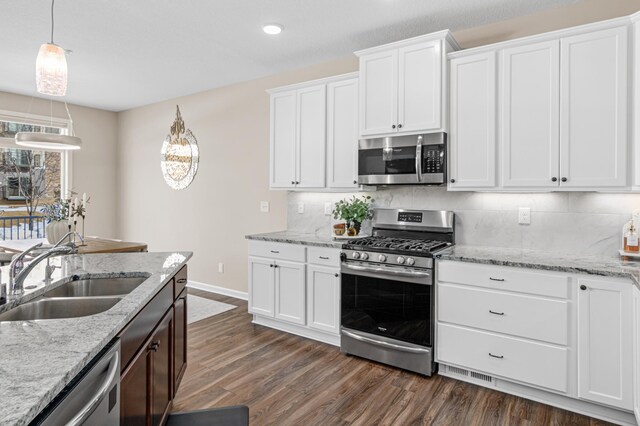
(361, 252, 369, 260)
(397, 256, 406, 265)
(378, 254, 387, 262)
(352, 252, 361, 259)
(406, 257, 415, 266)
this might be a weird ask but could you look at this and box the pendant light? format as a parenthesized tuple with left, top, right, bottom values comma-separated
(36, 0, 67, 96)
(16, 0, 81, 151)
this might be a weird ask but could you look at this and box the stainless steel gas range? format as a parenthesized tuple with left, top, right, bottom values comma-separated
(340, 208, 455, 376)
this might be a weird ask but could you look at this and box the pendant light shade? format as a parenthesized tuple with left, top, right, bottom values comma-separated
(36, 43, 68, 96)
(15, 133, 81, 150)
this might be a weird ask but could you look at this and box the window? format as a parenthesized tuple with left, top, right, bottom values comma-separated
(0, 110, 72, 239)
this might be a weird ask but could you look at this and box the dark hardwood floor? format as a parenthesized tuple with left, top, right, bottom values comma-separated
(172, 289, 613, 426)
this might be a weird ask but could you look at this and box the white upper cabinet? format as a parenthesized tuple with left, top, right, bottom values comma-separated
(327, 78, 359, 188)
(449, 51, 497, 189)
(559, 27, 628, 188)
(268, 73, 359, 191)
(296, 85, 326, 188)
(501, 41, 560, 188)
(357, 31, 458, 138)
(269, 90, 297, 188)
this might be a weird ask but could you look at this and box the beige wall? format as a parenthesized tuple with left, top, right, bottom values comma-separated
(116, 57, 358, 292)
(0, 91, 118, 238)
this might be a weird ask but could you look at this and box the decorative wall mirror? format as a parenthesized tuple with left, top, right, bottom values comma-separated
(160, 106, 199, 190)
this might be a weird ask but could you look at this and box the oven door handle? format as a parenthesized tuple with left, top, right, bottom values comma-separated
(416, 135, 423, 183)
(342, 263, 431, 279)
(342, 329, 431, 354)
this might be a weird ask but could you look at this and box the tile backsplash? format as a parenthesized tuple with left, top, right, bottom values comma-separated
(287, 188, 640, 255)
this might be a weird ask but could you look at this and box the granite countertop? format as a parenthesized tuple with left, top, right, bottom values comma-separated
(438, 245, 640, 287)
(0, 251, 192, 426)
(246, 231, 344, 249)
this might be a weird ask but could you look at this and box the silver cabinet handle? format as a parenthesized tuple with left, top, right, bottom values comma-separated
(489, 353, 504, 359)
(489, 277, 504, 282)
(319, 256, 330, 260)
(342, 329, 430, 354)
(489, 310, 504, 316)
(68, 350, 119, 426)
(270, 250, 280, 254)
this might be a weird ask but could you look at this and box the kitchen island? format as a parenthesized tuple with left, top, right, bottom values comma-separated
(0, 251, 192, 426)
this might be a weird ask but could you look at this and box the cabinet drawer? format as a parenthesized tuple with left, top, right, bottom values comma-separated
(438, 283, 569, 345)
(438, 261, 569, 299)
(437, 323, 568, 393)
(248, 241, 306, 262)
(308, 247, 341, 267)
(174, 265, 188, 300)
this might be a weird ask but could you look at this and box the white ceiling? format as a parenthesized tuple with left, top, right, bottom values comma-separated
(1, 0, 578, 112)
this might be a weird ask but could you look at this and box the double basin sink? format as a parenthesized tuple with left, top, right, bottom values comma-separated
(0, 276, 148, 322)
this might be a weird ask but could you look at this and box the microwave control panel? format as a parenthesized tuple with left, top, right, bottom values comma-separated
(423, 145, 445, 174)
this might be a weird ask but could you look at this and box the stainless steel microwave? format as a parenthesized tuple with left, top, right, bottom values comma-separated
(357, 133, 446, 185)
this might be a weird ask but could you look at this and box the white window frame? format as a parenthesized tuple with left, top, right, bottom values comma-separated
(0, 109, 73, 200)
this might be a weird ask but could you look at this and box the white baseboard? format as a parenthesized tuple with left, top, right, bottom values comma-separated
(253, 315, 340, 347)
(187, 280, 248, 300)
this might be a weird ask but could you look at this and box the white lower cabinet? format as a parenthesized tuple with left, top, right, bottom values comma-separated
(437, 260, 637, 424)
(274, 260, 306, 325)
(248, 241, 341, 346)
(577, 277, 633, 410)
(307, 265, 341, 334)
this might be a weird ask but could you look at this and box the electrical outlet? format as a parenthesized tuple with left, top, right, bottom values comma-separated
(218, 262, 224, 273)
(260, 201, 270, 213)
(324, 202, 332, 216)
(518, 207, 531, 225)
(297, 202, 304, 214)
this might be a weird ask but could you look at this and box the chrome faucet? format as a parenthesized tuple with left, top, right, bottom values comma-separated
(8, 232, 83, 297)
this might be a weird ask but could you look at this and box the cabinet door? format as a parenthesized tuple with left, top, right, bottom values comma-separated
(306, 265, 340, 335)
(150, 309, 173, 426)
(560, 27, 628, 188)
(634, 286, 640, 423)
(296, 85, 326, 188)
(577, 278, 633, 410)
(248, 256, 275, 317)
(449, 52, 497, 188)
(173, 289, 187, 395)
(274, 260, 306, 325)
(501, 41, 560, 188)
(398, 41, 441, 133)
(121, 339, 151, 426)
(270, 90, 297, 188)
(359, 50, 398, 136)
(327, 78, 359, 189)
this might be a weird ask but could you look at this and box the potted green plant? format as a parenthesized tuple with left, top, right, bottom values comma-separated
(332, 195, 375, 236)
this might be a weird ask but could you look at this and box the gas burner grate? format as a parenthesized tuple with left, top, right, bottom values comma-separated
(345, 236, 449, 253)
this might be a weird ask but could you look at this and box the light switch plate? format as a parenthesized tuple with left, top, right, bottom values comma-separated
(297, 202, 304, 214)
(518, 207, 531, 225)
(218, 262, 224, 273)
(260, 201, 269, 213)
(324, 202, 332, 216)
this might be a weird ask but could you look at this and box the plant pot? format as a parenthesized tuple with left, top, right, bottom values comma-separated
(46, 220, 70, 244)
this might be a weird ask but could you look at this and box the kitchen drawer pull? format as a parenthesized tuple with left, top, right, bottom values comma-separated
(342, 329, 430, 354)
(319, 256, 330, 260)
(177, 278, 187, 284)
(334, 273, 339, 277)
(489, 277, 505, 282)
(489, 310, 504, 316)
(488, 353, 504, 359)
(270, 250, 280, 254)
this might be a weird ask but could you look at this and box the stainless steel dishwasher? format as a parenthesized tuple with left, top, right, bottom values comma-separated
(34, 338, 121, 426)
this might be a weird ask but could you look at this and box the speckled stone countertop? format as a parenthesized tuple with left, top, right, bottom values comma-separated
(0, 251, 192, 426)
(246, 231, 344, 249)
(437, 245, 640, 287)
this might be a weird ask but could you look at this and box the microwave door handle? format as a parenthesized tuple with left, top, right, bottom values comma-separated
(416, 136, 423, 183)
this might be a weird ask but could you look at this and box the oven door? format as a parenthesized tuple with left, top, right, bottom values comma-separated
(340, 262, 433, 347)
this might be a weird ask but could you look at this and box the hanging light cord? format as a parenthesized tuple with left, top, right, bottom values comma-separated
(50, 0, 55, 44)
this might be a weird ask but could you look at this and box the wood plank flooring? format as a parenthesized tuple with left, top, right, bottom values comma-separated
(172, 289, 613, 426)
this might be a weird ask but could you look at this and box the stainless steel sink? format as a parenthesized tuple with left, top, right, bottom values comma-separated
(43, 277, 148, 298)
(0, 297, 121, 322)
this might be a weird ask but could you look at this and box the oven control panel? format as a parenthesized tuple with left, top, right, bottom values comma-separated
(398, 212, 422, 223)
(341, 249, 433, 269)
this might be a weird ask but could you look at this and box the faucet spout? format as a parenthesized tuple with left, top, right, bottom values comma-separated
(9, 244, 73, 298)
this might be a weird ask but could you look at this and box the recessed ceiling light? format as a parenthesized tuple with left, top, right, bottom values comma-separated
(262, 24, 283, 35)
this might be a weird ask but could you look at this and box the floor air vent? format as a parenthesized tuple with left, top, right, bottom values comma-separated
(444, 365, 494, 385)
(447, 366, 469, 377)
(470, 371, 493, 383)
